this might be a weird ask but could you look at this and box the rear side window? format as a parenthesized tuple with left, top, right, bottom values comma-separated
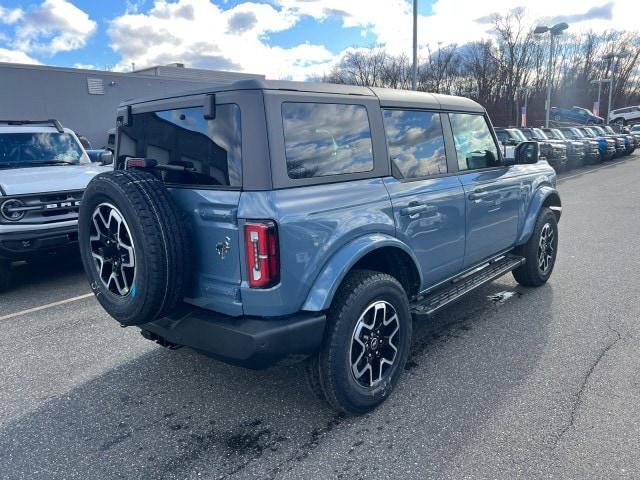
(282, 102, 374, 179)
(449, 113, 500, 171)
(382, 109, 447, 179)
(117, 104, 242, 187)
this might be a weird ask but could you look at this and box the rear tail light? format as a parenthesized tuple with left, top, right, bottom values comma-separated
(244, 221, 279, 288)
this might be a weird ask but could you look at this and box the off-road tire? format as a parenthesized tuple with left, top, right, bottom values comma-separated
(0, 261, 12, 293)
(78, 170, 190, 325)
(513, 208, 558, 287)
(306, 270, 412, 415)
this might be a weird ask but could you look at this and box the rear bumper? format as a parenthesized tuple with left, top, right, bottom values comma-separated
(0, 225, 78, 261)
(140, 307, 327, 369)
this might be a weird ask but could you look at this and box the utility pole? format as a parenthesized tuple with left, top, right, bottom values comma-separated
(412, 0, 418, 91)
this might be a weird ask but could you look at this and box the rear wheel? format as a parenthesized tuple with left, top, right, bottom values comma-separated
(513, 208, 558, 287)
(0, 261, 12, 293)
(306, 270, 412, 415)
(78, 170, 190, 325)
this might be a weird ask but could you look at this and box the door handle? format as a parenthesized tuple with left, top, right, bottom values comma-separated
(469, 190, 499, 201)
(400, 204, 437, 217)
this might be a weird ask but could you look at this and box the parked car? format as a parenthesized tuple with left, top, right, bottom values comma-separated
(550, 106, 604, 125)
(599, 125, 635, 155)
(518, 127, 568, 172)
(577, 127, 617, 161)
(556, 127, 601, 164)
(608, 106, 640, 126)
(541, 128, 585, 169)
(0, 119, 113, 292)
(78, 80, 561, 415)
(590, 125, 627, 157)
(494, 127, 529, 159)
(628, 124, 640, 145)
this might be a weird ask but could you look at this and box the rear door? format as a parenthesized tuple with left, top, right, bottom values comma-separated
(448, 113, 522, 268)
(382, 109, 466, 288)
(117, 91, 256, 316)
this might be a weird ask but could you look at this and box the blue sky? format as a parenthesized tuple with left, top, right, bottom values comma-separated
(0, 0, 632, 79)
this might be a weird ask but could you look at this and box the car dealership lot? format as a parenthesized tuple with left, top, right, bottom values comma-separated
(1, 155, 639, 479)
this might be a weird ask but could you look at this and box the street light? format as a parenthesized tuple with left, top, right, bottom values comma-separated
(602, 51, 629, 122)
(534, 22, 569, 127)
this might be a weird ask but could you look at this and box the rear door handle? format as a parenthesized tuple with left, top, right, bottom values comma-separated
(469, 190, 499, 201)
(400, 204, 437, 217)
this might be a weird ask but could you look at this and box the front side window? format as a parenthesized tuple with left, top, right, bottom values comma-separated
(117, 104, 242, 187)
(382, 110, 447, 179)
(0, 132, 88, 168)
(282, 102, 374, 179)
(449, 113, 500, 171)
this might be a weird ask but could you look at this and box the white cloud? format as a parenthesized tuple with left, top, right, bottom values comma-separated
(0, 47, 40, 64)
(0, 6, 24, 24)
(108, 0, 334, 79)
(14, 0, 97, 55)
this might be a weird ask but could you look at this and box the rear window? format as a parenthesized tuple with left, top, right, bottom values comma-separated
(281, 102, 374, 179)
(117, 104, 242, 187)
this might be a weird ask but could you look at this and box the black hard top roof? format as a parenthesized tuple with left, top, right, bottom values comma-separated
(120, 78, 485, 113)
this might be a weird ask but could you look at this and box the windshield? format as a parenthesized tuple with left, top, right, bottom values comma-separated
(509, 129, 528, 142)
(0, 132, 88, 168)
(592, 126, 606, 135)
(551, 129, 566, 140)
(604, 126, 616, 134)
(570, 128, 585, 138)
(532, 128, 548, 140)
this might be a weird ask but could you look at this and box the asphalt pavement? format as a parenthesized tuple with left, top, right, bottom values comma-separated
(1, 155, 639, 479)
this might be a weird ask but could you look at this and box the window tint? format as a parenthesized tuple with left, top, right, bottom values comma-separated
(118, 104, 242, 187)
(495, 130, 509, 143)
(449, 113, 500, 171)
(382, 110, 447, 179)
(282, 102, 374, 179)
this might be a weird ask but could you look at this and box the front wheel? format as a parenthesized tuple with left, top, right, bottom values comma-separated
(0, 261, 12, 293)
(513, 208, 558, 287)
(306, 270, 412, 415)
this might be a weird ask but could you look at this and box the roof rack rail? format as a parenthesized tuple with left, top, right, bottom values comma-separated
(0, 119, 64, 133)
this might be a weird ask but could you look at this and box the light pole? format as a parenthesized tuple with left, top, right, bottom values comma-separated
(534, 22, 569, 127)
(412, 0, 418, 91)
(603, 51, 629, 122)
(517, 86, 534, 127)
(590, 79, 611, 117)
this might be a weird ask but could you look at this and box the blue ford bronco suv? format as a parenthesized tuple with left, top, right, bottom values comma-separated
(78, 80, 561, 414)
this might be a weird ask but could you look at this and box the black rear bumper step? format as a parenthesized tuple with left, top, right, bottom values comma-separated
(412, 254, 525, 316)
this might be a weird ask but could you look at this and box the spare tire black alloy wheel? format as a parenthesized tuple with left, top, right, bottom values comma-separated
(90, 203, 136, 296)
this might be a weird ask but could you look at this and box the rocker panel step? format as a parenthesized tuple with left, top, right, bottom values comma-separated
(412, 254, 525, 316)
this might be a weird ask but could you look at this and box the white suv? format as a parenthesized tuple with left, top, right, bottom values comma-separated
(608, 106, 640, 126)
(0, 120, 113, 292)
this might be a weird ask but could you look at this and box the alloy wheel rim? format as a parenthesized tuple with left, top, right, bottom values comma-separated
(537, 223, 555, 274)
(89, 203, 136, 296)
(349, 301, 400, 388)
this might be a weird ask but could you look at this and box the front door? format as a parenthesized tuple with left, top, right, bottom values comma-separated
(382, 109, 466, 289)
(447, 113, 521, 268)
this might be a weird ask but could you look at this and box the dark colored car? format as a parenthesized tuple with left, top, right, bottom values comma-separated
(519, 128, 568, 172)
(577, 127, 616, 161)
(590, 126, 627, 157)
(542, 128, 585, 169)
(550, 106, 604, 125)
(556, 127, 601, 165)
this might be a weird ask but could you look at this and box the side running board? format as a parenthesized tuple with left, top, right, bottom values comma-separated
(412, 254, 525, 317)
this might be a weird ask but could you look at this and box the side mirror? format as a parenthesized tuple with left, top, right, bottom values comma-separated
(514, 141, 539, 164)
(87, 149, 113, 165)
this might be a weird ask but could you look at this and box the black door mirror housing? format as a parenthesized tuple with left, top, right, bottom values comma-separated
(514, 141, 539, 164)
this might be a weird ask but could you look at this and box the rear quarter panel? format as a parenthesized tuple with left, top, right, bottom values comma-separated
(238, 179, 395, 317)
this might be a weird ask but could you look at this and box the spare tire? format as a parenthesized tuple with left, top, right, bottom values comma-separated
(78, 170, 190, 325)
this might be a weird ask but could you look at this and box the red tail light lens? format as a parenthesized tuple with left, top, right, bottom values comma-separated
(244, 221, 279, 288)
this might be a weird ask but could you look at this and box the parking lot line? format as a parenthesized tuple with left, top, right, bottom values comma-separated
(559, 157, 633, 183)
(0, 293, 94, 322)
